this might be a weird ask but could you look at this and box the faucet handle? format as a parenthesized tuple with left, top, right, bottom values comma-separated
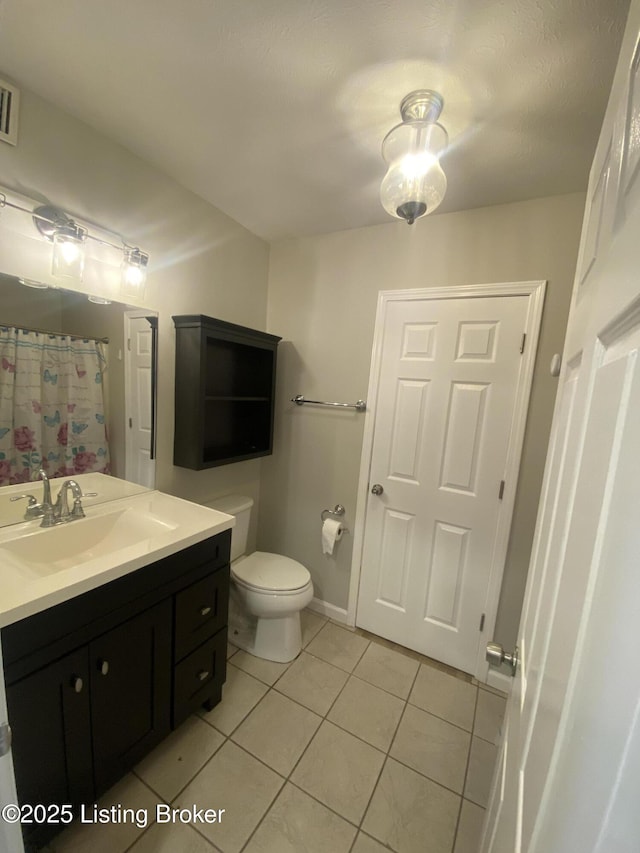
(69, 497, 86, 519)
(9, 494, 44, 519)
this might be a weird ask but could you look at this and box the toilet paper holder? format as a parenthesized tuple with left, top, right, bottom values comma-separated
(321, 504, 348, 533)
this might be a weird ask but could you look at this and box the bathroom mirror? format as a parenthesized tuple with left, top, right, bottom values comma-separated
(0, 272, 158, 527)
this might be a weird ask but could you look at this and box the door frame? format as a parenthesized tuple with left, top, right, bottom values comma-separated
(347, 281, 546, 681)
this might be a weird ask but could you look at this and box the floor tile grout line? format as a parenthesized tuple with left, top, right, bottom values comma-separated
(455, 681, 482, 844)
(406, 695, 477, 736)
(119, 772, 168, 853)
(354, 751, 390, 842)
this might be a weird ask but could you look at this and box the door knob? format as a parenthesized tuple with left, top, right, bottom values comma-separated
(371, 484, 384, 496)
(486, 642, 519, 676)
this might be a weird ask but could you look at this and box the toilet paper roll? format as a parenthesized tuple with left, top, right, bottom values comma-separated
(322, 517, 344, 555)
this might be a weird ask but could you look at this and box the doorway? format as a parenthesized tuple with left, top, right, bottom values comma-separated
(350, 282, 545, 677)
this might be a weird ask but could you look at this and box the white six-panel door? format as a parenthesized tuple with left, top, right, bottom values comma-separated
(356, 284, 543, 675)
(125, 314, 155, 488)
(482, 3, 640, 850)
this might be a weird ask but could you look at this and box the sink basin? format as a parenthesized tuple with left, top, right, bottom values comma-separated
(0, 503, 178, 576)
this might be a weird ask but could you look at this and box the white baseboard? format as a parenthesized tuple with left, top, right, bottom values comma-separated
(308, 597, 348, 624)
(485, 669, 512, 695)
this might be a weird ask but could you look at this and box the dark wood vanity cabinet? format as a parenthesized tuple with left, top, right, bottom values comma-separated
(2, 529, 231, 850)
(173, 315, 281, 469)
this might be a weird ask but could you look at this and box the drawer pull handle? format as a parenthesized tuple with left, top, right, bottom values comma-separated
(200, 605, 212, 617)
(197, 670, 210, 682)
(98, 659, 110, 676)
(71, 676, 84, 693)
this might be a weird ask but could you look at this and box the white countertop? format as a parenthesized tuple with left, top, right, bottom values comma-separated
(0, 488, 234, 628)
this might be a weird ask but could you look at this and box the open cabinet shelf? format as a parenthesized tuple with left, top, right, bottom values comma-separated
(173, 315, 281, 470)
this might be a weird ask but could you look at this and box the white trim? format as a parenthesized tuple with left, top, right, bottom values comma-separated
(485, 668, 512, 695)
(347, 281, 547, 680)
(308, 597, 348, 624)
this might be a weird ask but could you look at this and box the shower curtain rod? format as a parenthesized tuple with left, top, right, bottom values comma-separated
(0, 322, 109, 344)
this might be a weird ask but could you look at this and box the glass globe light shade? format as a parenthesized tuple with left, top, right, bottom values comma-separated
(380, 120, 448, 224)
(121, 247, 149, 299)
(52, 225, 86, 280)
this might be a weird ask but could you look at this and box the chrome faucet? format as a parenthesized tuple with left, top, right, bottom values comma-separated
(10, 469, 94, 527)
(39, 472, 87, 528)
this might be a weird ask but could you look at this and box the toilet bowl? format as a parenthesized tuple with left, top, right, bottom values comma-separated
(206, 495, 313, 663)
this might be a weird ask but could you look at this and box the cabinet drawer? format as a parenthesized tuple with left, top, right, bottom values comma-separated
(174, 567, 229, 661)
(173, 629, 226, 727)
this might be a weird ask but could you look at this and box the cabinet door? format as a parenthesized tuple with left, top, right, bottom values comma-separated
(6, 647, 93, 846)
(90, 600, 171, 795)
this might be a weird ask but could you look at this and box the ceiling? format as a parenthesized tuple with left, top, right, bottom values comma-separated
(0, 0, 630, 240)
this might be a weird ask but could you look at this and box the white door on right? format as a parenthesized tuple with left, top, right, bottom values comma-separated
(483, 2, 640, 850)
(357, 286, 541, 676)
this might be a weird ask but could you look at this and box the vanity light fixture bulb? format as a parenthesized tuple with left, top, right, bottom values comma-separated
(51, 222, 86, 280)
(121, 247, 149, 297)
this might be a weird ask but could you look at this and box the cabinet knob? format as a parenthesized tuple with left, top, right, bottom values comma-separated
(200, 605, 212, 617)
(197, 670, 210, 682)
(71, 676, 84, 693)
(98, 659, 110, 676)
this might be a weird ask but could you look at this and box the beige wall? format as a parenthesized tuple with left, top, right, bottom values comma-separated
(0, 89, 270, 550)
(260, 193, 586, 650)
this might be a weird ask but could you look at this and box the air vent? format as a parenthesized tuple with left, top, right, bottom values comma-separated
(0, 77, 19, 146)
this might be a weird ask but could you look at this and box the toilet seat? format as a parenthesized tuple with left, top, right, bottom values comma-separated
(232, 551, 311, 593)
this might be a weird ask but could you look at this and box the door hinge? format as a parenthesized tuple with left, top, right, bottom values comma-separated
(520, 333, 527, 354)
(479, 613, 486, 632)
(498, 480, 505, 500)
(129, 417, 132, 428)
(127, 337, 131, 351)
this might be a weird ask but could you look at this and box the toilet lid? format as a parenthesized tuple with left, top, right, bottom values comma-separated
(232, 551, 311, 592)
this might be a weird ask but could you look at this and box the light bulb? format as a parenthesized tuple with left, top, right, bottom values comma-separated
(52, 224, 86, 280)
(121, 247, 149, 298)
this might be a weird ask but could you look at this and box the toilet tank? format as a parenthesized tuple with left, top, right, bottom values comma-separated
(205, 494, 254, 561)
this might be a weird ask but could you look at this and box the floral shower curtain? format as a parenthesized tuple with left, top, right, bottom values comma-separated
(0, 326, 111, 485)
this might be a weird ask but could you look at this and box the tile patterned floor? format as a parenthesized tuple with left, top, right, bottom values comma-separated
(44, 611, 506, 853)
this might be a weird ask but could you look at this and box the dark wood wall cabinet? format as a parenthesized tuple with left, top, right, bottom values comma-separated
(1, 530, 231, 851)
(173, 315, 281, 469)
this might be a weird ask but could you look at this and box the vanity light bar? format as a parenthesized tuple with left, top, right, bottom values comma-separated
(0, 192, 150, 287)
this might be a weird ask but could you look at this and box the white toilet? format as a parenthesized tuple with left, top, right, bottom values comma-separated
(208, 495, 313, 663)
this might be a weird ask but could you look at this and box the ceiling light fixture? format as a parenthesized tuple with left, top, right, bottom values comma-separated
(380, 89, 448, 225)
